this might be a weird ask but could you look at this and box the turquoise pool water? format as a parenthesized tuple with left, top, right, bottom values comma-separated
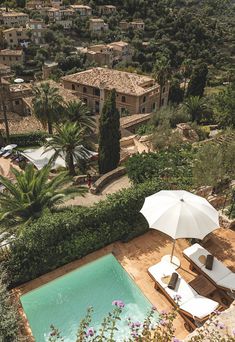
(21, 254, 157, 341)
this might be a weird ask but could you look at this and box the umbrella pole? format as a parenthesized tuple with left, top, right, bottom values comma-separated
(170, 240, 176, 263)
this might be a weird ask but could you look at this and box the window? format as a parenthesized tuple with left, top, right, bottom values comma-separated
(152, 102, 156, 110)
(15, 100, 20, 105)
(142, 107, 145, 113)
(143, 96, 146, 103)
(72, 84, 75, 90)
(162, 87, 166, 93)
(93, 88, 100, 96)
(121, 95, 126, 103)
(95, 101, 100, 113)
(9, 56, 12, 61)
(83, 86, 87, 93)
(16, 57, 18, 61)
(17, 32, 21, 36)
(83, 98, 88, 105)
(161, 98, 164, 106)
(10, 39, 13, 43)
(121, 107, 126, 113)
(9, 33, 12, 37)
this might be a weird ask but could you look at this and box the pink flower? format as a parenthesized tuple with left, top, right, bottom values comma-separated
(112, 300, 125, 308)
(232, 328, 235, 336)
(86, 327, 94, 337)
(173, 294, 182, 301)
(173, 338, 181, 342)
(216, 322, 225, 329)
(134, 321, 141, 327)
(160, 309, 167, 315)
(152, 305, 157, 311)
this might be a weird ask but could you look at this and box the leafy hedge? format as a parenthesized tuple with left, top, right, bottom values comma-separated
(8, 131, 48, 147)
(6, 179, 172, 286)
(126, 146, 194, 187)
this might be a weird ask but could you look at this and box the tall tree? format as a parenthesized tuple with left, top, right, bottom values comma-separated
(32, 82, 63, 134)
(154, 56, 171, 108)
(184, 96, 207, 123)
(187, 63, 208, 98)
(44, 122, 88, 176)
(98, 89, 120, 174)
(213, 82, 235, 128)
(0, 164, 86, 225)
(64, 100, 95, 134)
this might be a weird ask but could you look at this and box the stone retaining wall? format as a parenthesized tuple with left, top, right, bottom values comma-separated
(90, 166, 126, 194)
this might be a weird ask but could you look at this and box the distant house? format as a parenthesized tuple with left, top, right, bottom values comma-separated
(0, 11, 29, 27)
(99, 5, 117, 15)
(47, 7, 74, 22)
(130, 20, 145, 30)
(120, 20, 145, 31)
(89, 18, 108, 33)
(70, 5, 92, 16)
(62, 67, 169, 115)
(109, 41, 133, 62)
(0, 49, 24, 67)
(27, 20, 45, 44)
(3, 27, 29, 49)
(50, 0, 63, 8)
(26, 0, 46, 9)
(79, 41, 132, 67)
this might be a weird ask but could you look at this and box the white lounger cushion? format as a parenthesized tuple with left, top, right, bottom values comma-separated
(180, 296, 218, 319)
(183, 243, 234, 290)
(148, 261, 176, 289)
(148, 261, 219, 319)
(217, 273, 235, 291)
(183, 243, 208, 269)
(201, 260, 231, 282)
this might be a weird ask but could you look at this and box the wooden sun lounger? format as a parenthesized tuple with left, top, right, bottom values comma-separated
(148, 262, 222, 332)
(183, 244, 235, 300)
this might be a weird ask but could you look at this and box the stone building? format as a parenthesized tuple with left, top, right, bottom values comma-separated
(119, 20, 145, 31)
(70, 5, 92, 16)
(0, 11, 29, 27)
(27, 20, 46, 44)
(0, 49, 24, 67)
(62, 67, 169, 115)
(99, 5, 117, 15)
(3, 27, 29, 48)
(89, 18, 108, 33)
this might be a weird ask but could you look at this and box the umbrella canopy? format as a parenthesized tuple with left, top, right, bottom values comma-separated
(140, 190, 219, 267)
(140, 190, 219, 240)
(14, 78, 24, 83)
(4, 144, 17, 151)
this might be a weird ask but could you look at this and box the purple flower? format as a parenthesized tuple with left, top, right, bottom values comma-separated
(86, 327, 94, 337)
(160, 319, 167, 326)
(173, 338, 181, 342)
(112, 300, 125, 308)
(134, 321, 141, 327)
(173, 294, 182, 301)
(160, 309, 167, 315)
(213, 310, 221, 315)
(216, 322, 225, 329)
(152, 305, 157, 311)
(131, 331, 139, 337)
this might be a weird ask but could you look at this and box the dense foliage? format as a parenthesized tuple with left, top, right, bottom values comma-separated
(98, 89, 121, 174)
(0, 164, 86, 225)
(126, 146, 194, 187)
(0, 267, 20, 342)
(5, 178, 172, 285)
(8, 131, 48, 147)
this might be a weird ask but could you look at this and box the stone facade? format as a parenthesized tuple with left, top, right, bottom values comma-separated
(62, 67, 169, 115)
(3, 27, 29, 48)
(0, 49, 24, 67)
(0, 11, 29, 27)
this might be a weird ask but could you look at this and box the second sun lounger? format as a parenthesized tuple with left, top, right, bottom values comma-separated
(183, 243, 235, 294)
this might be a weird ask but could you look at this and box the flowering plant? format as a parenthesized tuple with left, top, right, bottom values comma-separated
(49, 301, 235, 342)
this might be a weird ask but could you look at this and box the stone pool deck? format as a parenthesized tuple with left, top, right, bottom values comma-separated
(17, 227, 235, 341)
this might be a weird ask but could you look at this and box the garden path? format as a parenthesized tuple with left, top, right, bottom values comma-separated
(65, 175, 131, 207)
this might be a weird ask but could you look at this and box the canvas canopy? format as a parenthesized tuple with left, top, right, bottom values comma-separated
(21, 146, 98, 170)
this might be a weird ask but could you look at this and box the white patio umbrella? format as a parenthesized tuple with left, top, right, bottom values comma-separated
(140, 190, 219, 268)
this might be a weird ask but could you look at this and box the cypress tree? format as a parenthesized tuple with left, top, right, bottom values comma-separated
(187, 63, 208, 97)
(98, 89, 121, 174)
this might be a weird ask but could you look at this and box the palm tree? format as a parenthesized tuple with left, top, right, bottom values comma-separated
(32, 82, 64, 134)
(183, 96, 207, 123)
(64, 100, 96, 134)
(154, 56, 171, 108)
(0, 164, 86, 224)
(44, 122, 88, 176)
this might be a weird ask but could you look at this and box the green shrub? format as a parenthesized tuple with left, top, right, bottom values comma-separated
(126, 146, 194, 187)
(0, 267, 20, 342)
(8, 131, 48, 147)
(6, 179, 172, 286)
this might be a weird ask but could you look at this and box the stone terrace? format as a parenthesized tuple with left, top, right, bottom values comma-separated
(17, 227, 235, 341)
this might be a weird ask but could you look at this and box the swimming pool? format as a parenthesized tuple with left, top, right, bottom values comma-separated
(21, 254, 157, 341)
